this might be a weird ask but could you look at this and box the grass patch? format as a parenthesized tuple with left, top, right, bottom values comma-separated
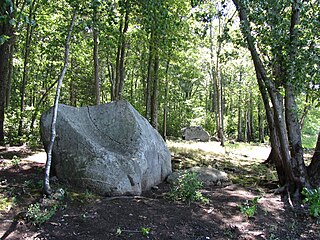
(168, 140, 277, 188)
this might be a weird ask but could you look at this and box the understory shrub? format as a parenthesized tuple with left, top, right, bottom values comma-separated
(238, 197, 260, 218)
(302, 187, 320, 218)
(168, 172, 209, 204)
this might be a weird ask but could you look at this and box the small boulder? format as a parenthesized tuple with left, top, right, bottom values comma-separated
(40, 100, 172, 196)
(167, 167, 229, 187)
(181, 126, 210, 142)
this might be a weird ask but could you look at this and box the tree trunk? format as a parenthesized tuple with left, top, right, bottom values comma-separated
(18, 1, 36, 136)
(150, 54, 159, 130)
(44, 10, 77, 196)
(114, 2, 129, 100)
(308, 132, 320, 187)
(284, 0, 310, 194)
(210, 20, 224, 145)
(162, 59, 170, 141)
(93, 7, 100, 105)
(145, 37, 153, 121)
(6, 44, 14, 108)
(237, 71, 243, 142)
(258, 98, 265, 143)
(248, 92, 254, 142)
(244, 109, 248, 143)
(107, 60, 115, 101)
(0, 4, 14, 145)
(233, 0, 306, 196)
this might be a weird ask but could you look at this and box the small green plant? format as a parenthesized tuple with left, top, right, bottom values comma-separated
(140, 227, 151, 237)
(116, 227, 122, 235)
(26, 189, 64, 226)
(11, 155, 21, 167)
(26, 203, 58, 225)
(168, 172, 209, 204)
(238, 197, 260, 218)
(0, 194, 16, 212)
(302, 187, 320, 218)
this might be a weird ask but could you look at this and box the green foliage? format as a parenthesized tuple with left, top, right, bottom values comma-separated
(140, 227, 151, 237)
(301, 105, 320, 149)
(168, 172, 209, 204)
(26, 203, 58, 225)
(302, 187, 320, 218)
(0, 194, 16, 212)
(238, 197, 260, 218)
(26, 188, 65, 225)
(11, 155, 21, 167)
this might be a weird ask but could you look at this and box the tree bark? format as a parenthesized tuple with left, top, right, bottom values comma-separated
(18, 0, 36, 136)
(258, 98, 265, 143)
(210, 19, 224, 145)
(285, 0, 310, 193)
(233, 0, 303, 193)
(44, 10, 77, 196)
(248, 92, 254, 142)
(93, 6, 100, 105)
(6, 44, 14, 108)
(0, 3, 14, 145)
(150, 54, 159, 130)
(114, 1, 129, 100)
(307, 132, 320, 187)
(162, 59, 170, 141)
(237, 71, 243, 142)
(145, 36, 153, 121)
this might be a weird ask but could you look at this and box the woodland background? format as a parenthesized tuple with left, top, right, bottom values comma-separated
(0, 0, 319, 151)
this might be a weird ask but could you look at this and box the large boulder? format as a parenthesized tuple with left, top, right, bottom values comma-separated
(181, 126, 210, 142)
(40, 100, 172, 196)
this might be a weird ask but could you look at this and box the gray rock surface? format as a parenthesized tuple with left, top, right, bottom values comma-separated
(167, 167, 229, 186)
(181, 126, 210, 142)
(40, 100, 172, 196)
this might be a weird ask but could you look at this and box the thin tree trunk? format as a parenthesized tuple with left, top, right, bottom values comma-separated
(145, 37, 153, 120)
(244, 109, 248, 143)
(18, 0, 36, 136)
(107, 59, 115, 101)
(219, 71, 224, 146)
(117, 6, 129, 99)
(44, 10, 77, 196)
(237, 71, 243, 142)
(258, 99, 265, 143)
(249, 92, 254, 142)
(151, 54, 159, 130)
(256, 61, 286, 185)
(114, 2, 129, 100)
(210, 16, 224, 146)
(93, 7, 100, 105)
(6, 44, 14, 108)
(162, 59, 170, 141)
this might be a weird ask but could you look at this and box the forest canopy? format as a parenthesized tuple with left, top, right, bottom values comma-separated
(0, 0, 319, 198)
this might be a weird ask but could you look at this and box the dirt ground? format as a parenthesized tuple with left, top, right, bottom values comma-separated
(0, 144, 319, 240)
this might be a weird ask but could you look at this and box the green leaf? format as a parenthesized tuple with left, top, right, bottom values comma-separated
(0, 35, 10, 45)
